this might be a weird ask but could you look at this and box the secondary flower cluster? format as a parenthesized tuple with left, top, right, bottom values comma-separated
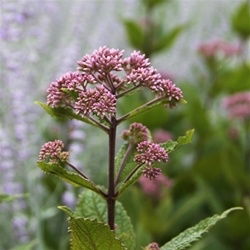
(46, 46, 183, 120)
(38, 140, 69, 163)
(223, 91, 250, 120)
(198, 40, 241, 58)
(122, 122, 169, 180)
(135, 141, 168, 166)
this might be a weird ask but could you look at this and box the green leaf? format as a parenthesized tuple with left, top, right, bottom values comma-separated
(177, 129, 195, 145)
(37, 161, 103, 196)
(117, 165, 143, 195)
(69, 218, 125, 250)
(153, 24, 187, 53)
(231, 1, 250, 39)
(35, 101, 97, 127)
(160, 207, 243, 250)
(0, 193, 27, 204)
(161, 129, 195, 153)
(123, 20, 145, 49)
(58, 205, 75, 217)
(115, 143, 129, 174)
(75, 190, 136, 250)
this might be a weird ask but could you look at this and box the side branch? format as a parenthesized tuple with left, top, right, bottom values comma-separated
(115, 143, 134, 187)
(66, 161, 89, 179)
(117, 97, 164, 124)
(88, 116, 110, 133)
(116, 84, 140, 98)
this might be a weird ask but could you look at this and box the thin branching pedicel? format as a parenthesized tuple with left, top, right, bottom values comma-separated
(38, 46, 183, 230)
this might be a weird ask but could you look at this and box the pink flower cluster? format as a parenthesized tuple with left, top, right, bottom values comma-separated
(139, 173, 173, 198)
(47, 72, 91, 108)
(74, 86, 116, 118)
(223, 91, 250, 119)
(46, 46, 183, 120)
(38, 140, 69, 163)
(142, 167, 162, 180)
(135, 141, 168, 166)
(198, 40, 241, 58)
(77, 47, 124, 73)
(122, 122, 150, 144)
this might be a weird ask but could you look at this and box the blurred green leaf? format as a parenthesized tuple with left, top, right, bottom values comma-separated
(160, 207, 243, 250)
(153, 24, 187, 53)
(214, 64, 250, 94)
(232, 1, 250, 38)
(11, 240, 37, 250)
(75, 190, 136, 250)
(69, 218, 125, 250)
(37, 161, 103, 195)
(123, 20, 145, 49)
(143, 0, 167, 9)
(0, 193, 27, 204)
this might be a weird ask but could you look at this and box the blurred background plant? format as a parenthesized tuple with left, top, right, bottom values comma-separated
(0, 0, 249, 249)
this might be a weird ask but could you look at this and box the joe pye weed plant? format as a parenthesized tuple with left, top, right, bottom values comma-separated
(36, 47, 242, 250)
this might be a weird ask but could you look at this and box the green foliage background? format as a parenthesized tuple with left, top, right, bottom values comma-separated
(0, 0, 249, 249)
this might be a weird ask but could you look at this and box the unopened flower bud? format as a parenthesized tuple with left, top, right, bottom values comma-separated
(38, 140, 69, 163)
(122, 122, 150, 144)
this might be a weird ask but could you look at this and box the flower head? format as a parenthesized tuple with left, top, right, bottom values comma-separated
(123, 50, 150, 72)
(127, 67, 183, 106)
(77, 46, 124, 73)
(126, 67, 162, 90)
(74, 86, 116, 118)
(223, 91, 250, 119)
(47, 72, 92, 107)
(38, 140, 69, 163)
(135, 141, 168, 166)
(157, 79, 183, 107)
(122, 122, 150, 144)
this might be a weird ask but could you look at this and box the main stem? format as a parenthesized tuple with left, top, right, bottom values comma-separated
(107, 116, 117, 230)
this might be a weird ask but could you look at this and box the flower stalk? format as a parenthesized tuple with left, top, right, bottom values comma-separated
(107, 116, 117, 230)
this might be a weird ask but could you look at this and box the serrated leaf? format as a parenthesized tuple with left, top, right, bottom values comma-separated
(123, 20, 144, 49)
(74, 190, 135, 250)
(160, 207, 243, 250)
(35, 101, 97, 127)
(69, 218, 124, 250)
(161, 129, 195, 153)
(58, 205, 75, 217)
(37, 161, 103, 195)
(153, 24, 187, 53)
